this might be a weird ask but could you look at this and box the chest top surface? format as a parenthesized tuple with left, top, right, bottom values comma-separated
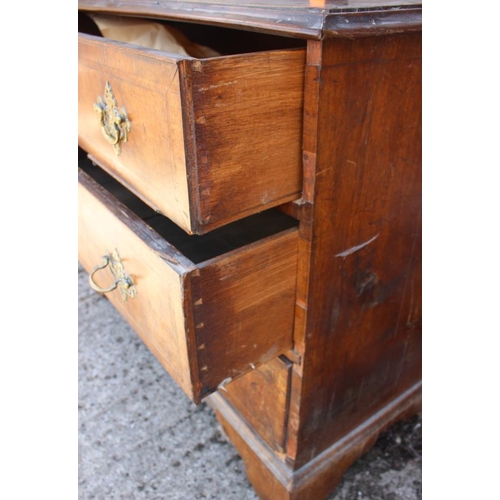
(78, 0, 422, 39)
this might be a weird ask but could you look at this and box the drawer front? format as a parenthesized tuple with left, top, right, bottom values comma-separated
(78, 33, 305, 234)
(78, 166, 298, 403)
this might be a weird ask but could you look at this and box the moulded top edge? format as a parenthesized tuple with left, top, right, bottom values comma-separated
(78, 1, 422, 40)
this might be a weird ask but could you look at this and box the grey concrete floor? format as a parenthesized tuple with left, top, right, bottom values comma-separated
(78, 263, 422, 500)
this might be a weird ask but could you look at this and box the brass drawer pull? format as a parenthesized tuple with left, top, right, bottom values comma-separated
(89, 249, 137, 301)
(94, 81, 131, 155)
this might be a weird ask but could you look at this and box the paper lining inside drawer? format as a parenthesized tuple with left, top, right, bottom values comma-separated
(89, 14, 221, 57)
(78, 11, 306, 57)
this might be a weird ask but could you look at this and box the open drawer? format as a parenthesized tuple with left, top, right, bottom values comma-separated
(78, 158, 298, 403)
(78, 16, 305, 234)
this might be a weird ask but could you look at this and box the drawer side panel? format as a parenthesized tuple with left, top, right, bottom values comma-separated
(188, 50, 305, 231)
(191, 229, 299, 397)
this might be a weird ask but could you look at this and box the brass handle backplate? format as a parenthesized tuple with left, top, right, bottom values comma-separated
(89, 249, 136, 302)
(94, 81, 131, 155)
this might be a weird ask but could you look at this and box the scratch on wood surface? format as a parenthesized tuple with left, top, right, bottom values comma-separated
(217, 377, 232, 392)
(198, 80, 237, 92)
(335, 233, 379, 258)
(407, 278, 415, 326)
(315, 166, 333, 177)
(165, 66, 179, 94)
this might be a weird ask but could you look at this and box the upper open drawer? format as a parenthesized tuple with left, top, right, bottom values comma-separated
(78, 17, 305, 234)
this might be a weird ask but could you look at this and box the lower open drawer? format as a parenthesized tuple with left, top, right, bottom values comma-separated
(78, 158, 298, 403)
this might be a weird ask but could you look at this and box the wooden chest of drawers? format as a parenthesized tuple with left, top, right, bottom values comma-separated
(78, 2, 422, 498)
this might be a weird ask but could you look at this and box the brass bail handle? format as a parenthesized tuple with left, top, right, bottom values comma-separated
(94, 81, 131, 155)
(88, 250, 137, 302)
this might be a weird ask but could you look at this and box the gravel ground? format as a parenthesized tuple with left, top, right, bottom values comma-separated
(78, 264, 422, 500)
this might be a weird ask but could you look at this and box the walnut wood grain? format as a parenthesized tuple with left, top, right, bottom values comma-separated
(192, 230, 299, 398)
(218, 356, 293, 453)
(78, 3, 422, 498)
(79, 167, 196, 397)
(78, 34, 191, 230)
(211, 381, 421, 500)
(78, 1, 422, 39)
(78, 165, 299, 403)
(184, 52, 304, 231)
(288, 32, 422, 469)
(78, 33, 305, 234)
